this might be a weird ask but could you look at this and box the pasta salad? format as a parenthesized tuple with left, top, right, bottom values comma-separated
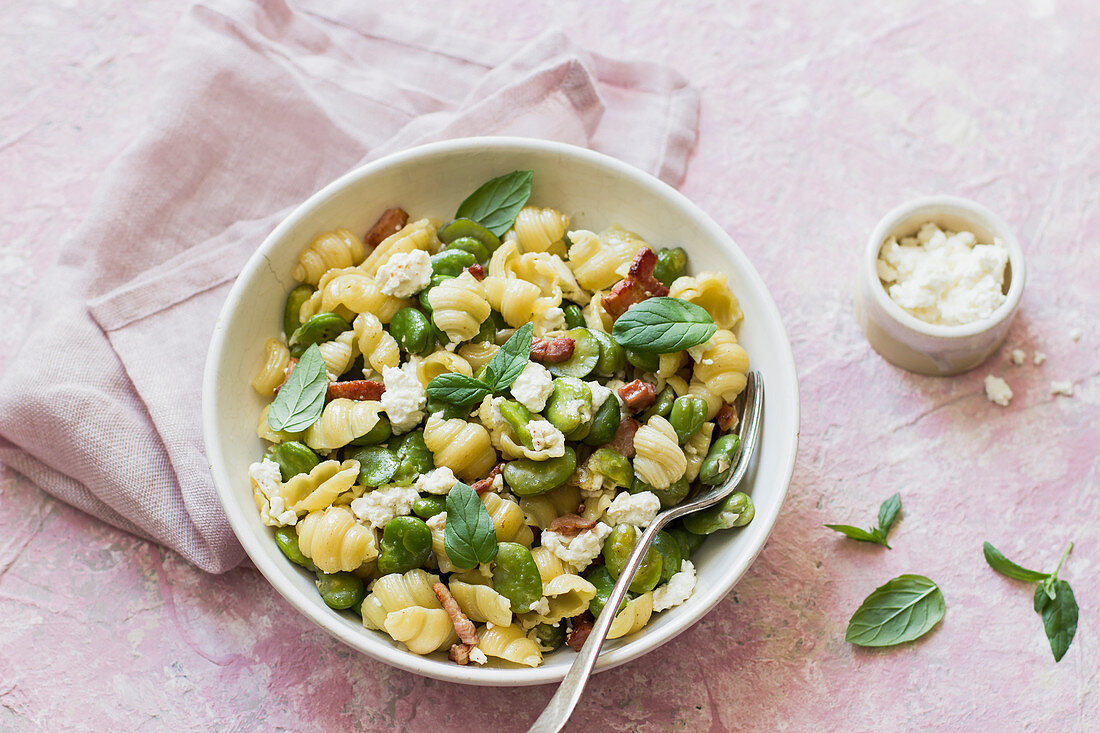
(249, 170, 755, 667)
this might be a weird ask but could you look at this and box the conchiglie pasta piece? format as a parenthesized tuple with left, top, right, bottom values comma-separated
(682, 422, 714, 483)
(353, 313, 399, 373)
(687, 380, 723, 420)
(482, 492, 534, 547)
(448, 581, 513, 626)
(383, 607, 458, 654)
(476, 623, 543, 667)
(251, 338, 290, 396)
(296, 505, 378, 573)
(256, 404, 302, 444)
(529, 545, 568, 585)
(693, 329, 749, 402)
(632, 416, 687, 490)
(316, 330, 359, 381)
(428, 271, 491, 342)
(320, 269, 410, 323)
(360, 568, 442, 630)
(669, 272, 743, 330)
(303, 399, 383, 451)
(482, 275, 546, 329)
(518, 484, 580, 530)
(606, 591, 654, 640)
(282, 459, 360, 512)
(511, 206, 569, 253)
(540, 574, 597, 624)
(416, 350, 473, 387)
(457, 341, 499, 371)
(423, 413, 497, 482)
(294, 229, 365, 286)
(360, 219, 440, 278)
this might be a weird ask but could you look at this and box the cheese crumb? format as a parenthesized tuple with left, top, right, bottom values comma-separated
(526, 420, 566, 458)
(376, 249, 432, 298)
(510, 362, 554, 412)
(469, 647, 488, 665)
(1010, 349, 1026, 365)
(249, 459, 298, 527)
(1070, 328, 1082, 342)
(587, 381, 613, 412)
(984, 375, 1013, 407)
(1033, 351, 1047, 365)
(652, 560, 696, 613)
(415, 467, 457, 495)
(604, 491, 661, 528)
(351, 485, 420, 527)
(381, 360, 426, 434)
(1050, 381, 1074, 397)
(541, 522, 612, 571)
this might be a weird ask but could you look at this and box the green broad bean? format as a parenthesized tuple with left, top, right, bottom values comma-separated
(546, 328, 600, 379)
(412, 495, 446, 519)
(651, 531, 683, 584)
(588, 448, 633, 488)
(349, 445, 398, 487)
(349, 415, 391, 447)
(698, 433, 742, 486)
(629, 475, 691, 509)
(418, 274, 454, 312)
(683, 492, 755, 535)
(562, 303, 586, 330)
(269, 441, 321, 481)
(565, 421, 590, 443)
(447, 236, 490, 264)
(274, 526, 315, 570)
(283, 284, 315, 340)
(289, 312, 351, 350)
(472, 314, 498, 343)
(543, 378, 592, 435)
(584, 565, 628, 618)
(389, 307, 435, 356)
(376, 516, 433, 575)
(602, 524, 663, 594)
(315, 571, 365, 610)
(624, 347, 660, 373)
(498, 400, 536, 449)
(426, 397, 470, 420)
(492, 542, 543, 613)
(669, 396, 707, 444)
(390, 430, 434, 486)
(503, 447, 577, 496)
(588, 329, 625, 376)
(666, 525, 705, 557)
(533, 622, 565, 652)
(653, 246, 687, 288)
(430, 248, 478, 277)
(438, 218, 502, 251)
(582, 396, 622, 446)
(642, 386, 675, 421)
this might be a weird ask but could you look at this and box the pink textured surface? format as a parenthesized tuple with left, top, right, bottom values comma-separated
(1, 1, 1096, 730)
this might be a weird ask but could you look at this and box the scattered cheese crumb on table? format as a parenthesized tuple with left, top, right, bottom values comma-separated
(984, 375, 1013, 407)
(1010, 349, 1026, 365)
(1050, 381, 1074, 397)
(1033, 351, 1047, 365)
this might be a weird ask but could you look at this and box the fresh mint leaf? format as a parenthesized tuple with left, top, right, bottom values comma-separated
(1034, 583, 1051, 613)
(982, 542, 1050, 583)
(611, 297, 717, 353)
(846, 574, 945, 647)
(455, 170, 534, 237)
(825, 494, 901, 548)
(1040, 579, 1078, 662)
(878, 493, 902, 535)
(443, 482, 498, 570)
(485, 323, 533, 391)
(425, 373, 492, 406)
(267, 343, 327, 432)
(824, 525, 882, 544)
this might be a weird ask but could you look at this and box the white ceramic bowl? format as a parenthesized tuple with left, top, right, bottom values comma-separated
(203, 137, 800, 685)
(855, 195, 1025, 376)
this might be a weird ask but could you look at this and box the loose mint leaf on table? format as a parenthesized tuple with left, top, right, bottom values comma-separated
(426, 373, 492, 406)
(455, 170, 534, 237)
(611, 297, 717, 352)
(823, 525, 882, 544)
(877, 492, 902, 535)
(982, 542, 1051, 582)
(443, 482, 498, 570)
(267, 343, 327, 432)
(825, 493, 901, 548)
(484, 323, 533, 391)
(845, 574, 945, 647)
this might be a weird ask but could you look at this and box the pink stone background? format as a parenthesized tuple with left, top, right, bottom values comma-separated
(2, 0, 1097, 730)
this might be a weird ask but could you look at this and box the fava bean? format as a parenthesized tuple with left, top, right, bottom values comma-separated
(412, 495, 446, 519)
(584, 565, 628, 618)
(390, 430, 434, 486)
(683, 492, 755, 535)
(315, 571, 365, 610)
(543, 378, 592, 435)
(274, 526, 315, 570)
(447, 236, 490, 264)
(546, 328, 600, 379)
(431, 248, 478, 277)
(498, 400, 536, 449)
(438, 218, 502, 252)
(389, 307, 434, 356)
(641, 386, 675, 421)
(651, 531, 683, 584)
(492, 542, 543, 613)
(588, 448, 633, 488)
(534, 622, 566, 651)
(666, 525, 705, 557)
(602, 524, 663, 594)
(290, 312, 351, 351)
(653, 247, 687, 288)
(283, 284, 315, 340)
(624, 347, 659, 373)
(269, 441, 321, 481)
(669, 395, 707, 444)
(582, 396, 622, 446)
(376, 516, 433, 574)
(630, 475, 690, 509)
(588, 329, 626, 376)
(562, 303, 586, 330)
(349, 445, 398, 487)
(503, 447, 577, 496)
(698, 433, 741, 486)
(349, 415, 392, 447)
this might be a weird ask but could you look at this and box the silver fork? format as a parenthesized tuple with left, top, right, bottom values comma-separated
(528, 370, 764, 733)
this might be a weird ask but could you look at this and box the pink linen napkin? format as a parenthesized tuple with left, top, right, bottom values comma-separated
(0, 0, 699, 573)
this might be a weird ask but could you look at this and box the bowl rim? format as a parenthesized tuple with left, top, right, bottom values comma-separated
(863, 194, 1026, 339)
(202, 136, 800, 686)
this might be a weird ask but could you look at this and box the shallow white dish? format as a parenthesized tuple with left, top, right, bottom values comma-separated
(202, 137, 800, 686)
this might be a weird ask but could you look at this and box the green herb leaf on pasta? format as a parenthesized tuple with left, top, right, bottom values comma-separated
(443, 482, 499, 570)
(425, 373, 492, 406)
(267, 343, 328, 432)
(485, 323, 533, 391)
(982, 542, 1050, 583)
(455, 170, 534, 236)
(611, 297, 717, 353)
(845, 574, 945, 647)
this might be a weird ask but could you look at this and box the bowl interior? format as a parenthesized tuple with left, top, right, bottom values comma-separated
(204, 138, 800, 685)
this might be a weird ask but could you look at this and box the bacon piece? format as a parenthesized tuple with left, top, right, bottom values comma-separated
(465, 263, 485, 280)
(547, 515, 598, 537)
(566, 613, 594, 652)
(530, 337, 575, 364)
(601, 248, 669, 320)
(433, 582, 479, 646)
(325, 379, 385, 401)
(716, 403, 739, 432)
(273, 357, 298, 394)
(617, 379, 657, 413)
(363, 207, 408, 248)
(448, 643, 472, 666)
(470, 463, 504, 494)
(606, 417, 639, 458)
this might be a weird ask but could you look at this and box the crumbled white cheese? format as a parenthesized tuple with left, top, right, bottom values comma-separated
(1033, 351, 1047, 365)
(878, 222, 1008, 326)
(984, 375, 1013, 407)
(1050, 380, 1074, 397)
(541, 522, 612, 571)
(1010, 349, 1026, 365)
(587, 381, 613, 413)
(535, 306, 567, 334)
(652, 560, 696, 613)
(415, 467, 457, 495)
(381, 360, 426, 434)
(263, 496, 298, 527)
(511, 362, 554, 413)
(491, 473, 504, 493)
(469, 647, 488, 665)
(1070, 328, 1082, 342)
(604, 491, 661, 528)
(564, 397, 593, 423)
(426, 511, 447, 532)
(526, 420, 566, 458)
(351, 485, 420, 527)
(376, 249, 432, 298)
(250, 459, 298, 527)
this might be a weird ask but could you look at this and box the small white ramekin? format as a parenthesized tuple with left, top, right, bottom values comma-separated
(855, 195, 1026, 376)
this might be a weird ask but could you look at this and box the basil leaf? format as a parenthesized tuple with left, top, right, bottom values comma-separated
(611, 297, 717, 353)
(425, 373, 492, 406)
(846, 574, 945, 647)
(267, 343, 327, 432)
(455, 170, 534, 237)
(443, 482, 498, 570)
(982, 542, 1050, 583)
(485, 323, 533, 391)
(877, 493, 902, 535)
(1040, 579, 1078, 662)
(824, 525, 883, 545)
